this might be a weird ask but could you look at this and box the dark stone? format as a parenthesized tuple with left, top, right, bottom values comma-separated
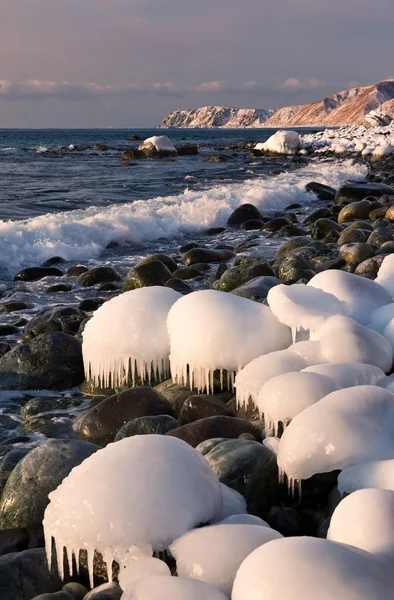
(267, 507, 317, 537)
(0, 343, 11, 358)
(204, 155, 229, 163)
(78, 298, 105, 312)
(78, 267, 121, 287)
(14, 267, 63, 282)
(335, 182, 394, 204)
(94, 144, 109, 151)
(303, 208, 331, 226)
(165, 278, 193, 294)
(216, 263, 274, 292)
(262, 217, 292, 232)
(66, 266, 88, 277)
(80, 386, 173, 445)
(24, 307, 87, 337)
(178, 394, 235, 425)
(98, 283, 120, 292)
(337, 227, 368, 245)
(278, 255, 314, 284)
(0, 440, 98, 530)
(376, 241, 394, 255)
(123, 260, 172, 291)
(0, 527, 29, 555)
(30, 592, 74, 599)
(62, 583, 88, 600)
(198, 438, 278, 517)
(275, 237, 312, 259)
(41, 257, 67, 268)
(354, 255, 387, 277)
(178, 144, 199, 156)
(0, 332, 84, 391)
(46, 284, 72, 293)
(240, 219, 265, 231)
(0, 302, 31, 313)
(172, 267, 202, 280)
(83, 583, 123, 599)
(115, 414, 180, 440)
(0, 548, 63, 600)
(153, 379, 195, 418)
(177, 242, 200, 255)
(166, 416, 261, 448)
(121, 150, 135, 160)
(136, 254, 178, 273)
(305, 182, 336, 200)
(205, 227, 226, 235)
(311, 218, 342, 239)
(0, 325, 18, 336)
(339, 243, 375, 264)
(21, 396, 83, 420)
(227, 204, 264, 226)
(367, 228, 393, 248)
(182, 248, 235, 265)
(0, 447, 30, 497)
(231, 276, 280, 301)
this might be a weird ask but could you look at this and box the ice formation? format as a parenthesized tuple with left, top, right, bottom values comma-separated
(82, 287, 181, 388)
(304, 362, 386, 388)
(118, 553, 171, 592)
(170, 524, 282, 597)
(232, 536, 393, 600)
(367, 303, 394, 334)
(257, 371, 338, 435)
(217, 484, 247, 520)
(376, 255, 394, 298)
(138, 135, 177, 153)
(308, 270, 392, 325)
(310, 315, 393, 372)
(121, 575, 228, 600)
(328, 489, 394, 559)
(216, 514, 270, 527)
(167, 290, 291, 393)
(255, 130, 300, 155)
(277, 386, 394, 485)
(338, 459, 394, 495)
(267, 283, 349, 337)
(43, 435, 222, 587)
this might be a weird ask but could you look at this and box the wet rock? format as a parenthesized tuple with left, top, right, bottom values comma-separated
(31, 591, 74, 599)
(275, 237, 312, 259)
(198, 438, 278, 517)
(83, 582, 123, 600)
(278, 255, 314, 284)
(261, 217, 292, 232)
(339, 242, 375, 264)
(205, 227, 226, 235)
(267, 507, 317, 537)
(204, 155, 229, 163)
(66, 266, 88, 277)
(337, 200, 374, 224)
(0, 302, 31, 313)
(79, 387, 173, 445)
(14, 267, 63, 282)
(178, 394, 235, 425)
(305, 182, 336, 200)
(41, 257, 67, 268)
(278, 224, 308, 237)
(24, 307, 87, 338)
(376, 241, 394, 255)
(115, 414, 180, 440)
(0, 343, 11, 358)
(182, 248, 235, 265)
(369, 206, 388, 220)
(136, 254, 177, 272)
(0, 548, 63, 600)
(0, 447, 30, 496)
(165, 278, 193, 294)
(231, 276, 280, 301)
(123, 261, 172, 291)
(335, 182, 394, 204)
(311, 218, 342, 239)
(337, 227, 368, 245)
(78, 267, 121, 287)
(78, 298, 105, 312)
(166, 415, 261, 448)
(98, 283, 120, 292)
(303, 208, 331, 226)
(46, 284, 72, 293)
(153, 379, 195, 417)
(177, 242, 200, 255)
(354, 255, 387, 277)
(0, 332, 84, 391)
(21, 396, 83, 421)
(62, 583, 88, 600)
(0, 440, 98, 530)
(94, 144, 109, 151)
(0, 325, 18, 336)
(367, 228, 393, 248)
(240, 219, 265, 230)
(227, 204, 264, 226)
(178, 143, 199, 156)
(121, 150, 135, 160)
(215, 262, 274, 292)
(172, 267, 202, 280)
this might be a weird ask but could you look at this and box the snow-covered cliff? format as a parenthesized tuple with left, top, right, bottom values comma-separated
(160, 106, 275, 129)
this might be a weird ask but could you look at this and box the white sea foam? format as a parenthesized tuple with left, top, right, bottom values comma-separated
(0, 159, 366, 276)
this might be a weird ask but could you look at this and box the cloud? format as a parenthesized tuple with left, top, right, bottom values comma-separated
(281, 77, 327, 90)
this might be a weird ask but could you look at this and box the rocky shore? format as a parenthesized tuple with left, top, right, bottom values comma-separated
(1, 142, 394, 598)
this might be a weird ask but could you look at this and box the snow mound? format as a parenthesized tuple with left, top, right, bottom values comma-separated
(139, 135, 177, 153)
(232, 536, 393, 600)
(328, 489, 394, 559)
(167, 290, 291, 393)
(43, 435, 222, 587)
(119, 554, 171, 592)
(338, 459, 394, 495)
(368, 303, 394, 334)
(308, 270, 392, 325)
(310, 315, 393, 372)
(267, 283, 349, 335)
(121, 576, 228, 600)
(257, 371, 338, 435)
(376, 255, 394, 298)
(218, 484, 247, 520)
(216, 514, 270, 527)
(277, 386, 394, 484)
(304, 362, 386, 388)
(82, 287, 181, 388)
(255, 130, 300, 155)
(170, 524, 282, 597)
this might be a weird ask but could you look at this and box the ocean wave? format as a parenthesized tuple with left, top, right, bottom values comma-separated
(0, 159, 366, 277)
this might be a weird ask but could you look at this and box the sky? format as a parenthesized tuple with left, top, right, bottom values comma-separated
(1, 0, 394, 128)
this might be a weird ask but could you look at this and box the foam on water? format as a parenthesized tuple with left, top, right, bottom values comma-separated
(0, 159, 366, 276)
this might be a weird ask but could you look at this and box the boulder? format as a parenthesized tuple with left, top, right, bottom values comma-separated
(177, 144, 198, 156)
(227, 204, 264, 226)
(335, 182, 394, 205)
(123, 261, 172, 291)
(305, 182, 336, 200)
(231, 276, 280, 302)
(0, 548, 62, 600)
(78, 267, 121, 287)
(339, 243, 375, 264)
(136, 254, 177, 272)
(166, 416, 261, 448)
(114, 414, 180, 440)
(182, 248, 235, 265)
(153, 379, 196, 417)
(178, 394, 235, 425)
(24, 307, 87, 338)
(14, 267, 63, 282)
(255, 131, 300, 155)
(138, 136, 177, 157)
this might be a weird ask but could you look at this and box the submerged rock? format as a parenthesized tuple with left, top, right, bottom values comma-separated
(227, 204, 264, 226)
(14, 267, 63, 281)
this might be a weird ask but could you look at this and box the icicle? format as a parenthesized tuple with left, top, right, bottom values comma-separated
(103, 547, 114, 581)
(45, 533, 53, 570)
(291, 327, 296, 344)
(297, 479, 302, 501)
(87, 545, 95, 589)
(56, 538, 65, 580)
(66, 545, 73, 577)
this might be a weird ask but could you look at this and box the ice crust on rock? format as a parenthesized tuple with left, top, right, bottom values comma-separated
(267, 283, 349, 334)
(121, 575, 228, 600)
(376, 255, 394, 298)
(138, 135, 177, 153)
(277, 386, 394, 485)
(82, 287, 181, 388)
(232, 536, 393, 600)
(218, 483, 247, 520)
(118, 554, 171, 592)
(328, 489, 394, 559)
(167, 290, 291, 393)
(303, 362, 386, 389)
(216, 514, 270, 527)
(170, 524, 282, 597)
(43, 435, 222, 587)
(308, 270, 392, 324)
(255, 130, 300, 155)
(338, 459, 394, 495)
(368, 303, 394, 334)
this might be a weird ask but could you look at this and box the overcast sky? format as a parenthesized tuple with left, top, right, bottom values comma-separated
(1, 0, 394, 127)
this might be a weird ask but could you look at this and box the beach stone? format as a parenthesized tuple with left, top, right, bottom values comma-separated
(177, 242, 200, 254)
(240, 219, 265, 230)
(171, 267, 202, 280)
(198, 438, 278, 517)
(354, 255, 387, 277)
(22, 415, 76, 439)
(261, 217, 292, 232)
(311, 218, 342, 239)
(0, 548, 63, 600)
(0, 302, 31, 313)
(62, 583, 88, 600)
(275, 237, 312, 259)
(83, 583, 122, 600)
(78, 267, 121, 287)
(136, 254, 177, 272)
(123, 261, 172, 291)
(367, 228, 393, 248)
(165, 278, 193, 294)
(114, 414, 180, 440)
(166, 416, 261, 448)
(178, 143, 199, 156)
(278, 224, 307, 237)
(204, 155, 229, 163)
(376, 241, 394, 255)
(46, 284, 72, 293)
(205, 227, 227, 235)
(216, 263, 274, 292)
(14, 267, 63, 282)
(0, 332, 84, 391)
(153, 379, 195, 417)
(0, 447, 30, 496)
(337, 200, 373, 223)
(66, 266, 88, 277)
(267, 507, 317, 537)
(303, 208, 331, 226)
(41, 257, 67, 268)
(227, 204, 264, 226)
(385, 205, 394, 221)
(121, 150, 135, 160)
(182, 248, 235, 265)
(0, 343, 11, 358)
(373, 218, 391, 229)
(139, 138, 177, 157)
(178, 394, 235, 425)
(339, 242, 375, 264)
(369, 206, 388, 220)
(79, 387, 173, 445)
(0, 325, 18, 336)
(24, 307, 87, 337)
(278, 255, 314, 284)
(0, 440, 98, 530)
(78, 298, 105, 312)
(305, 182, 336, 200)
(337, 227, 368, 245)
(31, 592, 74, 600)
(21, 396, 83, 421)
(231, 276, 280, 301)
(345, 220, 374, 231)
(335, 182, 394, 204)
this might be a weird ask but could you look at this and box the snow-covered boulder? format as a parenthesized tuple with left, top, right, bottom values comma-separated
(138, 135, 177, 157)
(255, 130, 300, 155)
(119, 552, 171, 592)
(338, 459, 394, 495)
(364, 109, 393, 128)
(121, 576, 228, 600)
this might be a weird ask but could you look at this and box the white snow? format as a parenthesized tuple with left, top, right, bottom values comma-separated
(215, 514, 270, 527)
(167, 290, 291, 393)
(255, 130, 300, 155)
(170, 524, 282, 597)
(218, 484, 247, 520)
(232, 536, 393, 600)
(119, 554, 171, 592)
(121, 576, 228, 600)
(304, 362, 386, 388)
(368, 303, 394, 333)
(376, 255, 394, 298)
(328, 489, 394, 559)
(308, 270, 393, 325)
(82, 287, 181, 388)
(139, 135, 177, 153)
(43, 435, 222, 587)
(338, 459, 394, 495)
(277, 386, 394, 485)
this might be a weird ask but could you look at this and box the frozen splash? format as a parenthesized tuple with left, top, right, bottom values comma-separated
(82, 287, 181, 389)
